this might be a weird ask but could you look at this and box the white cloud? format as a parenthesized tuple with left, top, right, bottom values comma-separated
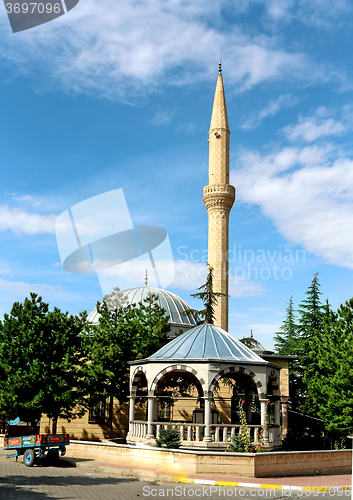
(12, 194, 42, 207)
(261, 0, 352, 27)
(264, 0, 294, 21)
(242, 93, 298, 129)
(0, 278, 77, 298)
(0, 0, 333, 98)
(282, 107, 345, 143)
(229, 279, 264, 298)
(0, 205, 56, 235)
(96, 257, 263, 298)
(231, 144, 353, 269)
(150, 110, 174, 126)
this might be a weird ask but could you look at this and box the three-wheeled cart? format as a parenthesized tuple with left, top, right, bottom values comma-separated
(4, 431, 70, 467)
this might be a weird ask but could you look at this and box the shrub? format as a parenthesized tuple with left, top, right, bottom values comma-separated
(156, 425, 182, 449)
(227, 400, 264, 453)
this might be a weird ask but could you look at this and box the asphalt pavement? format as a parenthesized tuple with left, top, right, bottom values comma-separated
(0, 448, 351, 500)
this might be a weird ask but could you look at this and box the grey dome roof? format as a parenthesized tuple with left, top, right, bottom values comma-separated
(147, 323, 267, 363)
(87, 286, 197, 327)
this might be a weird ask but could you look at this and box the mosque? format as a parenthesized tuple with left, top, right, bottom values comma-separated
(41, 66, 290, 449)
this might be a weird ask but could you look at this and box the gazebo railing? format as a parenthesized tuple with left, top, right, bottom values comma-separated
(129, 420, 281, 444)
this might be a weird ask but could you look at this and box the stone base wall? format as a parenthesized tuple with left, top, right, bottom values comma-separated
(66, 441, 352, 478)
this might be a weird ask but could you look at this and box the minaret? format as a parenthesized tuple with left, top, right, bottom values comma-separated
(203, 63, 235, 331)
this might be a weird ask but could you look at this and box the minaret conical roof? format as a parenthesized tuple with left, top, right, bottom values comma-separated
(210, 72, 229, 131)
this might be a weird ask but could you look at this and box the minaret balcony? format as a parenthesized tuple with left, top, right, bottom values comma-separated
(203, 184, 235, 213)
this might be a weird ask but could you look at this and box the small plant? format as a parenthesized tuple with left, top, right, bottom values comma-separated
(334, 437, 347, 450)
(228, 400, 264, 453)
(156, 425, 182, 449)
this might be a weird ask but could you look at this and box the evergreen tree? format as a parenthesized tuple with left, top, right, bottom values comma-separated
(274, 296, 298, 355)
(297, 273, 326, 416)
(184, 263, 228, 325)
(310, 299, 353, 440)
(273, 296, 302, 409)
(103, 286, 128, 311)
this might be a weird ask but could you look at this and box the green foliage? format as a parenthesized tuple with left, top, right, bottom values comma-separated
(228, 432, 247, 452)
(228, 401, 264, 453)
(0, 293, 88, 431)
(274, 296, 298, 356)
(103, 287, 128, 311)
(183, 263, 228, 325)
(84, 293, 170, 435)
(274, 275, 353, 443)
(307, 298, 353, 437)
(156, 425, 182, 449)
(273, 295, 303, 410)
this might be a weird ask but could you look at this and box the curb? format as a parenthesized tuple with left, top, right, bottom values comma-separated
(174, 477, 352, 492)
(66, 457, 352, 493)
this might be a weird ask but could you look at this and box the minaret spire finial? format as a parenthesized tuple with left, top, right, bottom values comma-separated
(219, 59, 222, 73)
(144, 269, 148, 287)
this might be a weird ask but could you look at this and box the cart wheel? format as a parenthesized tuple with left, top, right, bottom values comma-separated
(23, 449, 35, 467)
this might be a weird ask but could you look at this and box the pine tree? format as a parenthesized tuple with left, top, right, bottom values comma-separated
(312, 299, 353, 440)
(274, 296, 298, 355)
(273, 296, 302, 410)
(184, 263, 228, 325)
(297, 273, 326, 416)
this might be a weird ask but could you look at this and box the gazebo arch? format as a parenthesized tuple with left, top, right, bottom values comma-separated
(208, 366, 265, 398)
(150, 364, 206, 396)
(130, 366, 148, 397)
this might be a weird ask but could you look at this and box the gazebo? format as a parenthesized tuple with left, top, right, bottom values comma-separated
(127, 323, 283, 449)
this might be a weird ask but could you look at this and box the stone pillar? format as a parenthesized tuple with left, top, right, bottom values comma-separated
(274, 400, 280, 426)
(281, 397, 289, 438)
(203, 398, 212, 442)
(260, 399, 268, 445)
(146, 396, 155, 439)
(128, 396, 135, 433)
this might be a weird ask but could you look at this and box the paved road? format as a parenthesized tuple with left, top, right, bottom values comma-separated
(0, 450, 351, 500)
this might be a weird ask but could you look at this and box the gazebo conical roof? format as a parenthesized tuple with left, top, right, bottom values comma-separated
(146, 323, 267, 364)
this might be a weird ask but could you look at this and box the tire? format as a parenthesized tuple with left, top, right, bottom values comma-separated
(23, 449, 35, 467)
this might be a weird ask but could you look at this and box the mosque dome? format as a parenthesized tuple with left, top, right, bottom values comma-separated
(87, 285, 197, 336)
(146, 323, 267, 363)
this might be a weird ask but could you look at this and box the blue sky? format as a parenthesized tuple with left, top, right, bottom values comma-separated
(1, 0, 353, 348)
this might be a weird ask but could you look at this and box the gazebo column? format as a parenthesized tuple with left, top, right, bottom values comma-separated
(128, 396, 135, 434)
(281, 397, 289, 438)
(146, 396, 155, 439)
(260, 399, 269, 445)
(274, 399, 281, 442)
(274, 400, 280, 426)
(203, 398, 212, 442)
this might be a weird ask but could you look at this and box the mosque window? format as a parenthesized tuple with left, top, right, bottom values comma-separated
(88, 397, 106, 423)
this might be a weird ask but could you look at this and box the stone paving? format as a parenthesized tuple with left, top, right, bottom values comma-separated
(0, 449, 351, 500)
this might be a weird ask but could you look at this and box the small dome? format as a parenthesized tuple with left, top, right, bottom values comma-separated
(147, 323, 267, 363)
(87, 286, 197, 328)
